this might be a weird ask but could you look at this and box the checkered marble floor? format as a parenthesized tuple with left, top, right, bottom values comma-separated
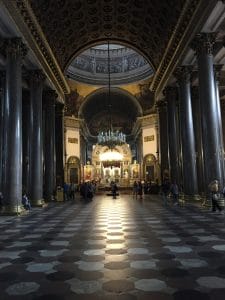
(1, 194, 225, 299)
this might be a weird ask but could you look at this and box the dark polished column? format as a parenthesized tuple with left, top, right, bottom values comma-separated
(164, 86, 180, 183)
(0, 71, 5, 192)
(2, 38, 27, 213)
(156, 100, 169, 181)
(176, 67, 198, 198)
(214, 65, 225, 186)
(29, 70, 46, 206)
(55, 102, 65, 187)
(22, 90, 31, 195)
(44, 90, 57, 201)
(192, 33, 223, 188)
(191, 86, 205, 194)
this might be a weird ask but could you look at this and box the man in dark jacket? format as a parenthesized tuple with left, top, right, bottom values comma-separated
(161, 179, 171, 206)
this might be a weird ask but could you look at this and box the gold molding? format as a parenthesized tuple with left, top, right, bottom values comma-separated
(137, 114, 158, 127)
(65, 116, 80, 129)
(1, 0, 70, 99)
(150, 0, 218, 98)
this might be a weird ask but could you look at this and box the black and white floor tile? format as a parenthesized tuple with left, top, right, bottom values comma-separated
(0, 194, 225, 299)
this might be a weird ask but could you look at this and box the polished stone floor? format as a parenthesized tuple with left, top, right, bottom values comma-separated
(1, 194, 225, 300)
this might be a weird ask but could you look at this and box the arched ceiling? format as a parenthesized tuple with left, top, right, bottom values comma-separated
(29, 0, 186, 71)
(67, 43, 153, 85)
(79, 88, 142, 136)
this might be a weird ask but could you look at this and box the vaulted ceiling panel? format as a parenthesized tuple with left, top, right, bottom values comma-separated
(29, 0, 186, 71)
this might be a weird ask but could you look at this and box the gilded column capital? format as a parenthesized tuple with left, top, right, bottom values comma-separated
(29, 69, 46, 85)
(174, 66, 192, 84)
(191, 32, 217, 56)
(3, 37, 28, 58)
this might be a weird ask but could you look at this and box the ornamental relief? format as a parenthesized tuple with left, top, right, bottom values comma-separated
(29, 0, 186, 71)
(72, 52, 149, 75)
(135, 83, 154, 111)
(65, 90, 83, 117)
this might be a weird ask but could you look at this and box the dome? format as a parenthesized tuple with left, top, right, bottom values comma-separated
(66, 44, 153, 85)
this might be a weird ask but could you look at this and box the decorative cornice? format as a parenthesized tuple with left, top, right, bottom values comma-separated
(137, 114, 158, 128)
(1, 0, 70, 99)
(65, 116, 81, 129)
(150, 0, 218, 98)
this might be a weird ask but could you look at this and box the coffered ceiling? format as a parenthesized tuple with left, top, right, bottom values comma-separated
(29, 0, 185, 72)
(1, 0, 218, 97)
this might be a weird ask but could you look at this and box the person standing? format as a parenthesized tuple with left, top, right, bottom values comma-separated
(22, 192, 32, 210)
(208, 179, 222, 213)
(133, 181, 138, 199)
(111, 181, 118, 199)
(69, 182, 76, 201)
(137, 181, 143, 200)
(63, 182, 70, 201)
(170, 180, 179, 205)
(161, 178, 171, 206)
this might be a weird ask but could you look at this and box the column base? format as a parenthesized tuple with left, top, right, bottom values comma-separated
(179, 194, 201, 205)
(31, 199, 45, 207)
(44, 194, 55, 202)
(0, 204, 27, 215)
(199, 195, 210, 207)
(200, 196, 224, 208)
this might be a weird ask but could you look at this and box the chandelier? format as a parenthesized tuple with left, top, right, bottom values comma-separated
(97, 41, 126, 148)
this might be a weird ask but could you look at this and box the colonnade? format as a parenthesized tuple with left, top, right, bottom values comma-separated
(158, 33, 225, 199)
(0, 38, 64, 214)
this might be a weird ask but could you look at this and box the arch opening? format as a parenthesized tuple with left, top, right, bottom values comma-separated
(79, 87, 143, 137)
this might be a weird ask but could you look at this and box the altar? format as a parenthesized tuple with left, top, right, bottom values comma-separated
(82, 143, 140, 187)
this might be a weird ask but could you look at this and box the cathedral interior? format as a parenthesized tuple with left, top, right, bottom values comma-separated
(1, 0, 225, 299)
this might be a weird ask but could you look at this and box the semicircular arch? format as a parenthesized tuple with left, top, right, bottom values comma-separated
(78, 87, 143, 136)
(78, 87, 143, 118)
(65, 39, 155, 73)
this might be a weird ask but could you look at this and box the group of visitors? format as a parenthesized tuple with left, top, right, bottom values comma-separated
(0, 189, 32, 211)
(80, 181, 95, 202)
(160, 178, 179, 206)
(160, 177, 225, 212)
(63, 182, 78, 201)
(1, 177, 225, 213)
(63, 180, 98, 203)
(133, 181, 143, 200)
(133, 180, 161, 200)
